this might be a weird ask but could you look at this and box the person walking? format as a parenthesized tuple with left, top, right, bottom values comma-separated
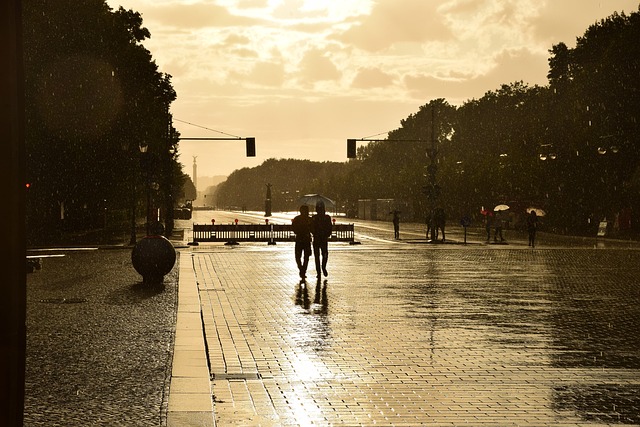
(292, 205, 312, 280)
(392, 210, 400, 240)
(527, 210, 538, 247)
(494, 210, 505, 243)
(484, 210, 494, 242)
(312, 200, 332, 279)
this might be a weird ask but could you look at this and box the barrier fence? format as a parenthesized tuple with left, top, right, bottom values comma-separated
(191, 223, 356, 245)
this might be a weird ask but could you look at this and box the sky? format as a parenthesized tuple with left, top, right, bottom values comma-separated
(105, 0, 639, 183)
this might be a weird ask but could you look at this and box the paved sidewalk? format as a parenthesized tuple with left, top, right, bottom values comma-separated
(167, 256, 215, 426)
(179, 240, 640, 426)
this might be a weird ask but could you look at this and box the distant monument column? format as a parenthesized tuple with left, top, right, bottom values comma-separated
(192, 156, 198, 193)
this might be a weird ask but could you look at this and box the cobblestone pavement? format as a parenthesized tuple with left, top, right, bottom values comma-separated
(189, 213, 640, 426)
(23, 249, 179, 426)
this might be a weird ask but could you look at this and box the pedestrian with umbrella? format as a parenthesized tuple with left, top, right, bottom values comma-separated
(493, 204, 509, 243)
(298, 194, 335, 210)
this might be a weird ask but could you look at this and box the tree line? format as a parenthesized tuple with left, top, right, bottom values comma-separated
(215, 8, 640, 237)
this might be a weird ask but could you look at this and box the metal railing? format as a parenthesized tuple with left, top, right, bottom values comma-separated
(191, 223, 356, 244)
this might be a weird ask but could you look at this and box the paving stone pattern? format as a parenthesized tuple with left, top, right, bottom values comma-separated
(193, 244, 640, 426)
(24, 249, 178, 427)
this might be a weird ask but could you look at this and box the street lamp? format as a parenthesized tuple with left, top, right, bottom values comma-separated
(121, 141, 139, 245)
(538, 144, 557, 161)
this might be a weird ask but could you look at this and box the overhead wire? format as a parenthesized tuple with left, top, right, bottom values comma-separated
(173, 118, 241, 138)
(360, 131, 389, 140)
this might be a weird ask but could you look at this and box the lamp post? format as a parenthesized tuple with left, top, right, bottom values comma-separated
(537, 144, 557, 205)
(129, 180, 137, 246)
(132, 139, 176, 285)
(121, 140, 139, 245)
(163, 143, 176, 238)
(138, 141, 151, 236)
(597, 136, 620, 228)
(425, 106, 440, 242)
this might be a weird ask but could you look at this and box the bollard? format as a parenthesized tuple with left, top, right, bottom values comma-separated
(131, 235, 176, 284)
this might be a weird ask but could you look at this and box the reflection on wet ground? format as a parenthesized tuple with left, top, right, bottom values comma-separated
(383, 249, 640, 424)
(554, 384, 640, 424)
(195, 244, 640, 425)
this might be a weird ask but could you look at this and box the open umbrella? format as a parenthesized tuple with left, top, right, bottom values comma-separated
(297, 194, 335, 209)
(494, 204, 510, 212)
(527, 207, 546, 217)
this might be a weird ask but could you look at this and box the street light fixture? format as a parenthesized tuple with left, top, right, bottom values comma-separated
(598, 145, 619, 155)
(538, 144, 557, 161)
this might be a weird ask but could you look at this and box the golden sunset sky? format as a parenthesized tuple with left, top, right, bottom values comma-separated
(104, 0, 639, 180)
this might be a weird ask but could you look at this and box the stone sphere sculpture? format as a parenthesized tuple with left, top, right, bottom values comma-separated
(131, 235, 176, 284)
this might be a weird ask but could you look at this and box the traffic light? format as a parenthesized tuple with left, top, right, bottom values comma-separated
(347, 139, 357, 158)
(245, 137, 255, 157)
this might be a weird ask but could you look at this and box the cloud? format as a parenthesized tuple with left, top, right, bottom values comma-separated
(236, 0, 269, 8)
(403, 47, 549, 104)
(298, 49, 341, 82)
(335, 0, 453, 51)
(352, 67, 394, 89)
(530, 0, 640, 47)
(246, 61, 287, 86)
(223, 33, 251, 45)
(136, 2, 261, 29)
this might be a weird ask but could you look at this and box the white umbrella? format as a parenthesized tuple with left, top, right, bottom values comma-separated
(494, 204, 510, 212)
(297, 194, 335, 209)
(527, 207, 546, 217)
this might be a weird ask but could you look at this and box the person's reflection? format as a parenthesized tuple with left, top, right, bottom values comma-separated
(312, 280, 330, 350)
(314, 280, 328, 315)
(295, 281, 310, 309)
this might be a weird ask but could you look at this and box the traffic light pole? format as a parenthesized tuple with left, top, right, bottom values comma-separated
(347, 107, 440, 242)
(179, 137, 256, 157)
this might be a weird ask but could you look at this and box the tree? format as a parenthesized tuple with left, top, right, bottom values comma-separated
(23, 0, 180, 243)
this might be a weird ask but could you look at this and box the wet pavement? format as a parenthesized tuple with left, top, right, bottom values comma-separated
(187, 211, 640, 426)
(24, 249, 179, 426)
(23, 211, 640, 426)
